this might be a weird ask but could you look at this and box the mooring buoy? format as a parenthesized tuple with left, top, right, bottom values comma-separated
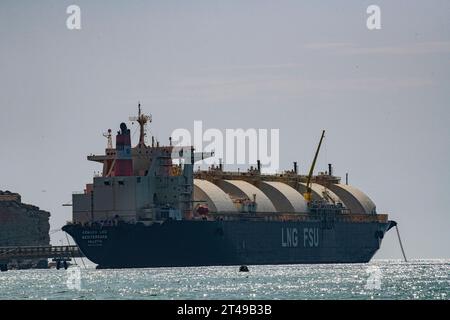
(239, 265, 249, 272)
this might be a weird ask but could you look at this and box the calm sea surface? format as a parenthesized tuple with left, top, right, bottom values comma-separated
(0, 259, 448, 300)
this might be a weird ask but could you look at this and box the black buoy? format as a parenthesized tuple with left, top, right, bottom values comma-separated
(56, 261, 61, 270)
(0, 264, 7, 272)
(63, 261, 68, 270)
(239, 265, 249, 272)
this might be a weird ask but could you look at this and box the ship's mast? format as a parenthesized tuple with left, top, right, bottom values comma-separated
(103, 129, 113, 149)
(129, 102, 152, 147)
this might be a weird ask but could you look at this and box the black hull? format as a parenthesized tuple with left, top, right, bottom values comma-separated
(63, 220, 394, 269)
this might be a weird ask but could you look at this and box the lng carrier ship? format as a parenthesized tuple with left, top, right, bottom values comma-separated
(63, 105, 396, 268)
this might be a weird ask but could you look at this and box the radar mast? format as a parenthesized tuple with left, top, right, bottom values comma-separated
(129, 102, 152, 147)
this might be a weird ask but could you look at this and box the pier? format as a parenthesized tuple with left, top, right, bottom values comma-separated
(0, 245, 84, 271)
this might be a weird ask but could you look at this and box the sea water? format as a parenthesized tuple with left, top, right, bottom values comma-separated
(0, 259, 448, 300)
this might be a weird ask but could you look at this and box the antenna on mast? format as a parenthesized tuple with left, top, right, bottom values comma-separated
(103, 129, 113, 149)
(129, 102, 152, 146)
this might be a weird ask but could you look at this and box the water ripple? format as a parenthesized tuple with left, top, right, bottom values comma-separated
(0, 259, 448, 300)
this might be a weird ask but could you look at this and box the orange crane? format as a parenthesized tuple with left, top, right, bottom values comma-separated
(303, 130, 325, 202)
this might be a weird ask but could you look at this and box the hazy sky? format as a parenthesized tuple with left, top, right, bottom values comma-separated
(0, 0, 449, 259)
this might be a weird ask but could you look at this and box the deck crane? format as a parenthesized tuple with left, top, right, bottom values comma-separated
(303, 130, 325, 202)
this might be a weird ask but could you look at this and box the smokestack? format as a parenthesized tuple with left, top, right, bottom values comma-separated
(114, 123, 133, 176)
(152, 136, 155, 147)
(328, 163, 333, 176)
(346, 173, 349, 185)
(219, 158, 223, 171)
(293, 162, 298, 174)
(169, 137, 172, 146)
(257, 160, 261, 172)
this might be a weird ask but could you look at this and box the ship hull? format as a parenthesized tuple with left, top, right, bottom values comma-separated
(63, 220, 394, 268)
